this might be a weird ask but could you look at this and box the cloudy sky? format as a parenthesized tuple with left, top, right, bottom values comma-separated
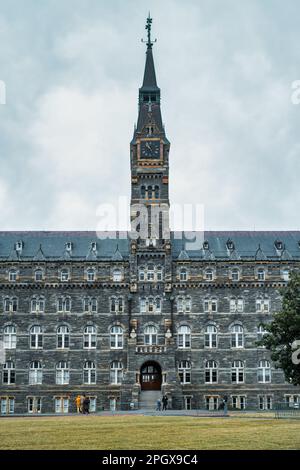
(0, 0, 299, 231)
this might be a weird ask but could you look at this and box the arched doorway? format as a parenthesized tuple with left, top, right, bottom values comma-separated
(140, 361, 162, 391)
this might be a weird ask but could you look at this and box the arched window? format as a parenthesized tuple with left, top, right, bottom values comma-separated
(154, 185, 160, 199)
(231, 360, 244, 383)
(83, 297, 97, 313)
(179, 268, 187, 281)
(110, 326, 123, 349)
(8, 269, 17, 282)
(205, 360, 218, 383)
(204, 298, 218, 313)
(177, 296, 191, 313)
(30, 326, 43, 349)
(83, 326, 96, 349)
(139, 267, 145, 281)
(60, 269, 70, 282)
(31, 296, 45, 313)
(258, 360, 271, 383)
(256, 297, 270, 313)
(56, 361, 69, 385)
(57, 326, 70, 349)
(3, 361, 15, 385)
(141, 186, 146, 199)
(4, 297, 18, 313)
(147, 186, 153, 199)
(231, 325, 244, 348)
(110, 361, 123, 384)
(112, 269, 122, 282)
(144, 325, 158, 345)
(205, 268, 213, 281)
(3, 325, 16, 349)
(147, 264, 155, 281)
(34, 269, 43, 282)
(177, 325, 191, 348)
(205, 325, 217, 348)
(110, 297, 124, 313)
(231, 268, 240, 282)
(83, 361, 96, 384)
(282, 269, 290, 281)
(229, 298, 244, 313)
(29, 361, 43, 385)
(257, 268, 265, 281)
(86, 268, 96, 282)
(57, 297, 71, 313)
(178, 361, 191, 384)
(140, 297, 161, 314)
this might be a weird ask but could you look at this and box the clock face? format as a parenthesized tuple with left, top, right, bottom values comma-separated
(140, 140, 160, 159)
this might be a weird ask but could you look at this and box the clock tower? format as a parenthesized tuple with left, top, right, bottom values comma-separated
(130, 15, 170, 244)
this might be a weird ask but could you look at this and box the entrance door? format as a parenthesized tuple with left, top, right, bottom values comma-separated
(140, 362, 162, 391)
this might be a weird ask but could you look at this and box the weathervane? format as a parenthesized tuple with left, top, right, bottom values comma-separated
(141, 13, 157, 49)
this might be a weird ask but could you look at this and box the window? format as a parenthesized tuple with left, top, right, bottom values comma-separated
(179, 268, 188, 281)
(29, 361, 43, 385)
(83, 326, 96, 349)
(205, 325, 217, 348)
(231, 360, 244, 383)
(147, 264, 155, 281)
(110, 297, 124, 313)
(35, 269, 43, 282)
(184, 396, 192, 410)
(229, 298, 244, 313)
(110, 326, 123, 349)
(109, 398, 116, 411)
(83, 361, 96, 384)
(113, 269, 122, 282)
(205, 360, 218, 383)
(56, 361, 70, 385)
(177, 325, 191, 348)
(89, 397, 96, 413)
(140, 297, 161, 314)
(256, 298, 270, 313)
(156, 266, 163, 281)
(60, 269, 69, 282)
(231, 268, 240, 282)
(57, 297, 71, 313)
(28, 397, 42, 413)
(3, 361, 15, 385)
(65, 242, 72, 252)
(144, 325, 158, 345)
(83, 297, 97, 313)
(110, 361, 123, 385)
(31, 297, 45, 313)
(87, 268, 96, 282)
(205, 396, 219, 411)
(205, 269, 213, 281)
(1, 397, 15, 414)
(231, 396, 246, 410)
(257, 325, 268, 346)
(55, 397, 69, 413)
(57, 326, 70, 349)
(4, 297, 18, 313)
(257, 268, 265, 281)
(141, 186, 146, 198)
(258, 360, 271, 383)
(178, 361, 191, 384)
(139, 267, 145, 281)
(8, 270, 17, 282)
(259, 395, 273, 410)
(30, 326, 43, 349)
(282, 269, 290, 281)
(177, 296, 191, 313)
(285, 395, 300, 408)
(204, 298, 218, 313)
(3, 325, 16, 349)
(231, 325, 244, 348)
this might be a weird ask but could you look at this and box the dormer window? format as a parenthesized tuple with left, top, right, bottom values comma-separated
(227, 239, 234, 251)
(65, 242, 72, 252)
(91, 242, 97, 252)
(15, 241, 23, 253)
(274, 240, 283, 251)
(203, 241, 209, 250)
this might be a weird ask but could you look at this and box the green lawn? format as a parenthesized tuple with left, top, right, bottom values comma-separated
(0, 415, 300, 450)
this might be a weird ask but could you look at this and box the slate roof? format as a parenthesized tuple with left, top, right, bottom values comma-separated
(0, 231, 299, 261)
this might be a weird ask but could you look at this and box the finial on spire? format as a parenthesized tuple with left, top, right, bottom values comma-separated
(141, 13, 157, 49)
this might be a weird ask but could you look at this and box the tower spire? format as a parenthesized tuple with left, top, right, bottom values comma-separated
(141, 14, 158, 90)
(142, 12, 157, 50)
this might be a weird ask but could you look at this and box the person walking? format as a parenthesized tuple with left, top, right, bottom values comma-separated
(80, 394, 85, 413)
(156, 398, 161, 411)
(75, 395, 81, 413)
(162, 395, 168, 411)
(83, 395, 90, 415)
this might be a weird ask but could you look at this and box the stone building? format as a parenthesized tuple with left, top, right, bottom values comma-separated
(1, 17, 300, 414)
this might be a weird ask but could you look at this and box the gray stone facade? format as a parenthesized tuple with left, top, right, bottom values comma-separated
(1, 20, 300, 414)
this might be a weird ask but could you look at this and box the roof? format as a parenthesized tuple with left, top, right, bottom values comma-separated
(0, 231, 299, 261)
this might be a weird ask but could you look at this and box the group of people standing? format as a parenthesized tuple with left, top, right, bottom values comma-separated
(75, 394, 90, 414)
(156, 395, 169, 411)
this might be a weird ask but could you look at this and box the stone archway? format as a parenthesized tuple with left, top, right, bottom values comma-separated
(140, 361, 162, 391)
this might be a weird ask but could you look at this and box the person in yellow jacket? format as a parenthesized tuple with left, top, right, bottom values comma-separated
(75, 395, 81, 413)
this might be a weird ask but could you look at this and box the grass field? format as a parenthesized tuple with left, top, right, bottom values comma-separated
(1, 415, 300, 450)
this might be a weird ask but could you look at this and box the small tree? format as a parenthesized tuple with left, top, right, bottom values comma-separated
(260, 272, 300, 386)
